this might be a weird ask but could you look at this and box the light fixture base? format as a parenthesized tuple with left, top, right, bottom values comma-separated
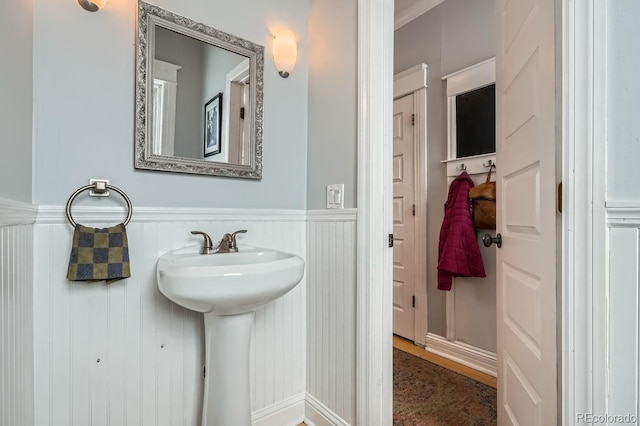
(278, 71, 290, 79)
(78, 0, 100, 12)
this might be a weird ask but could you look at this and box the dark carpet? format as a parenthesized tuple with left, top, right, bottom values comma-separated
(393, 348, 497, 426)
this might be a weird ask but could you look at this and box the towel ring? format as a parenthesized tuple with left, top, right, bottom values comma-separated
(65, 184, 133, 227)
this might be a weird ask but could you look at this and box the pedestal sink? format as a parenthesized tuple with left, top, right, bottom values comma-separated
(156, 244, 305, 426)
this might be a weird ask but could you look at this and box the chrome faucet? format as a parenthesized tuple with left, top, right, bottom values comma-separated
(191, 230, 247, 254)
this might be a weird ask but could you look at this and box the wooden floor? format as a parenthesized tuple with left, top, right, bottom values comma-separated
(393, 335, 497, 389)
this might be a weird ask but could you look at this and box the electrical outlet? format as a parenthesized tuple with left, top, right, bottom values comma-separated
(326, 184, 344, 209)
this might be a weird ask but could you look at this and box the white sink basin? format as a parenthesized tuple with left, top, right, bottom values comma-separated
(156, 243, 305, 426)
(157, 244, 305, 315)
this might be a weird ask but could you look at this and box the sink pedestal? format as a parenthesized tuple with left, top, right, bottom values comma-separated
(202, 311, 255, 426)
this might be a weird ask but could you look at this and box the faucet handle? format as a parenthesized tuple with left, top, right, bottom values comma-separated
(191, 231, 214, 254)
(229, 229, 247, 251)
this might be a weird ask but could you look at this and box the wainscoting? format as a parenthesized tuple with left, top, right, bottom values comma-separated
(606, 204, 640, 417)
(33, 207, 307, 426)
(306, 210, 357, 426)
(0, 198, 37, 426)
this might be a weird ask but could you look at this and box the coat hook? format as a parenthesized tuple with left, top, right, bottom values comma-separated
(456, 163, 467, 171)
(483, 159, 496, 168)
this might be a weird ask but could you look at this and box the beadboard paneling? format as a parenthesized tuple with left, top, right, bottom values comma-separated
(306, 211, 356, 425)
(33, 209, 306, 426)
(607, 220, 640, 418)
(0, 224, 34, 426)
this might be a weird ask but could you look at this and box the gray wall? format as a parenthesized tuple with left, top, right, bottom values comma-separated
(0, 0, 33, 203)
(32, 0, 309, 209)
(306, 0, 357, 209)
(202, 45, 247, 163)
(607, 0, 640, 202)
(155, 27, 205, 159)
(394, 0, 495, 338)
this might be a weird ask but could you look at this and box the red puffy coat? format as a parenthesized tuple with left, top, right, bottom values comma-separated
(437, 172, 486, 291)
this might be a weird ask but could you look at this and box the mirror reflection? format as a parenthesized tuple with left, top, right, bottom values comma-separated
(135, 1, 264, 179)
(153, 27, 251, 164)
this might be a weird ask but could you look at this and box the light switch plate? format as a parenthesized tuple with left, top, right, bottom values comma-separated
(326, 184, 344, 209)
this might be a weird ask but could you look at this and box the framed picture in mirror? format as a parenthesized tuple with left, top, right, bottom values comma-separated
(204, 93, 222, 157)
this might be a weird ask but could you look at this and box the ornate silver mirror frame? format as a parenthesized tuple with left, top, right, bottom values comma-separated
(135, 1, 264, 179)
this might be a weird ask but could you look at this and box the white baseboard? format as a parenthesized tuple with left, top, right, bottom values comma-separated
(251, 392, 352, 426)
(252, 393, 306, 426)
(425, 333, 497, 377)
(304, 393, 350, 426)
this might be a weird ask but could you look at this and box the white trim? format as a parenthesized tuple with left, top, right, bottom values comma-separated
(442, 57, 496, 96)
(413, 85, 428, 347)
(153, 59, 181, 82)
(223, 59, 250, 164)
(0, 197, 38, 227)
(393, 64, 428, 99)
(356, 0, 394, 424)
(424, 333, 497, 377)
(442, 152, 497, 177)
(304, 393, 350, 426)
(34, 206, 362, 225)
(153, 59, 181, 157)
(445, 289, 456, 340)
(562, 0, 608, 422)
(36, 205, 307, 225)
(605, 201, 640, 209)
(306, 209, 357, 222)
(444, 58, 496, 161)
(606, 206, 640, 226)
(251, 393, 305, 426)
(394, 0, 444, 31)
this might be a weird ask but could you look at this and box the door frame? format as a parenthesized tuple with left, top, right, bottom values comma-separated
(356, 0, 601, 424)
(393, 64, 428, 346)
(560, 0, 607, 422)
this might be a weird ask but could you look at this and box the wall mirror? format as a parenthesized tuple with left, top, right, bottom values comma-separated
(135, 1, 264, 179)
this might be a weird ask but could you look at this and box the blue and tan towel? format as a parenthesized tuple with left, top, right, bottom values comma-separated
(66, 223, 131, 283)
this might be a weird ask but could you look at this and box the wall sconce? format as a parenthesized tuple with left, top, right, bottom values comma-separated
(272, 30, 297, 78)
(78, 0, 109, 12)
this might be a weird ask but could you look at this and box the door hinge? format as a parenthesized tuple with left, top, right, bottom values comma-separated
(411, 113, 415, 126)
(412, 204, 416, 216)
(240, 107, 245, 120)
(203, 366, 206, 378)
(412, 295, 415, 308)
(557, 182, 562, 213)
(389, 233, 394, 248)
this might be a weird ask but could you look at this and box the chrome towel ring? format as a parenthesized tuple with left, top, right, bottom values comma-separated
(65, 182, 133, 227)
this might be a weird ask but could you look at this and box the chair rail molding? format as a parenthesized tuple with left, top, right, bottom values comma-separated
(0, 196, 38, 226)
(36, 205, 306, 225)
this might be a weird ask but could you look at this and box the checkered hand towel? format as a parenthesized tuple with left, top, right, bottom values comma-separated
(66, 223, 131, 283)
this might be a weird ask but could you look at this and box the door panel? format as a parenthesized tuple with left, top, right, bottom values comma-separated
(392, 94, 416, 341)
(496, 0, 557, 423)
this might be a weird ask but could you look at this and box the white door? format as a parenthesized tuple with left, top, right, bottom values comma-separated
(495, 0, 558, 423)
(392, 94, 416, 341)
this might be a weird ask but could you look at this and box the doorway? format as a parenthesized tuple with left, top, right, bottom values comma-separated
(356, 0, 562, 423)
